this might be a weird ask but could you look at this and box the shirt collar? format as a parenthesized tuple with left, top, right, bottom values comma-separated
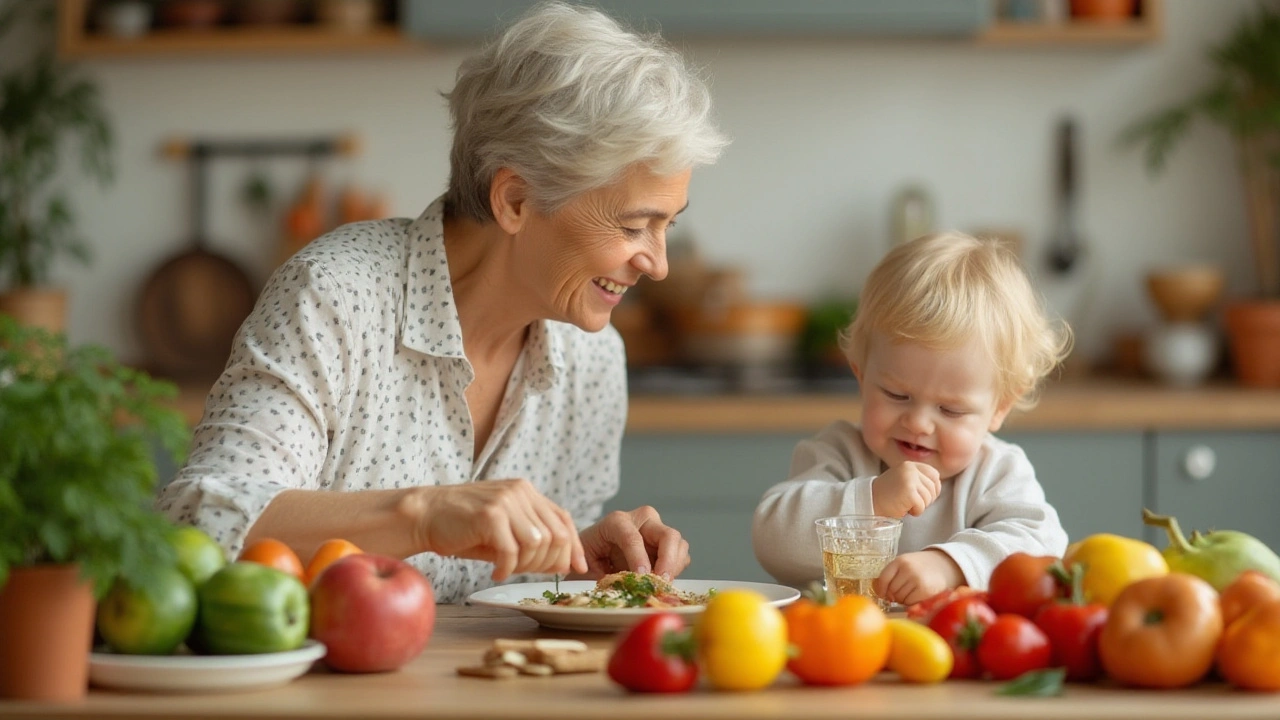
(399, 196, 566, 393)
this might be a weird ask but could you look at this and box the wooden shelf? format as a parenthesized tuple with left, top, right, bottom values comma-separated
(979, 1, 1163, 47)
(57, 0, 423, 59)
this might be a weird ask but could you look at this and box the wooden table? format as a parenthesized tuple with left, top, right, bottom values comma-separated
(4, 605, 1280, 720)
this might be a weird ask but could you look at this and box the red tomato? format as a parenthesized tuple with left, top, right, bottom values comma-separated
(927, 594, 997, 679)
(607, 613, 698, 693)
(1033, 600, 1108, 682)
(976, 614, 1053, 681)
(988, 553, 1061, 619)
(907, 587, 987, 625)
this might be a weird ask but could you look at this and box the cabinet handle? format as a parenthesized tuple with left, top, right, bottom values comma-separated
(1183, 445, 1217, 481)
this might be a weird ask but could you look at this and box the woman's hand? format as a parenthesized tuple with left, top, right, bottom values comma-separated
(406, 479, 587, 581)
(872, 461, 942, 518)
(578, 506, 689, 580)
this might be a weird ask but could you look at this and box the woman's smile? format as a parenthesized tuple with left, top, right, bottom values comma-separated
(593, 277, 629, 305)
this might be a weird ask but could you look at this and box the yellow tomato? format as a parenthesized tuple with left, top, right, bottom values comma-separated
(695, 589, 788, 691)
(885, 618, 952, 684)
(1064, 534, 1168, 606)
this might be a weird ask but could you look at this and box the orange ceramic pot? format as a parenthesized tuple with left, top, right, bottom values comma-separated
(0, 565, 96, 701)
(1070, 0, 1137, 21)
(1224, 299, 1280, 388)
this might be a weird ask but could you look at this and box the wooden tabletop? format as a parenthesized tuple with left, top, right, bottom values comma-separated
(5, 604, 1280, 720)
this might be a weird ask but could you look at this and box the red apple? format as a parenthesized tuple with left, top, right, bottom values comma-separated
(308, 553, 435, 673)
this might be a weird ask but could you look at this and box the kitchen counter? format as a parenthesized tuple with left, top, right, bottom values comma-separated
(6, 604, 1278, 720)
(171, 376, 1280, 433)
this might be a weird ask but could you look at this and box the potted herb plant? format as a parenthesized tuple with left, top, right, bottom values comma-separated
(1121, 5, 1280, 387)
(0, 3, 115, 332)
(0, 317, 190, 701)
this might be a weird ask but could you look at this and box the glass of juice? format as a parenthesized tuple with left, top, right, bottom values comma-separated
(814, 515, 903, 611)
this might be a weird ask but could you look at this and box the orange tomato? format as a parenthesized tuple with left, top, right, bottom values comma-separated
(1098, 573, 1222, 689)
(305, 538, 362, 585)
(238, 538, 305, 580)
(1221, 570, 1280, 629)
(784, 591, 889, 686)
(1218, 599, 1280, 691)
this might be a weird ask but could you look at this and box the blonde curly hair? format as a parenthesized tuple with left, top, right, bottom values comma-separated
(840, 232, 1073, 410)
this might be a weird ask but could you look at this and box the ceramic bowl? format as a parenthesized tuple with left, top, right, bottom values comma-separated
(1145, 322, 1220, 387)
(1146, 265, 1225, 323)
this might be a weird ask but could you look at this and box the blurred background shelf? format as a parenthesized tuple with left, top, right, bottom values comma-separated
(57, 0, 1162, 60)
(57, 0, 420, 58)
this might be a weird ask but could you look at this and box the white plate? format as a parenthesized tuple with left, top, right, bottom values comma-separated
(89, 640, 326, 694)
(467, 579, 800, 632)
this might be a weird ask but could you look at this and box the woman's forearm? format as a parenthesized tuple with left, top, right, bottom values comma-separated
(244, 487, 432, 562)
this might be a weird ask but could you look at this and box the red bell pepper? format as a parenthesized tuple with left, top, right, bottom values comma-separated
(606, 613, 698, 693)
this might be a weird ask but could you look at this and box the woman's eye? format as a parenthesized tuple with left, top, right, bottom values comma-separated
(622, 227, 646, 237)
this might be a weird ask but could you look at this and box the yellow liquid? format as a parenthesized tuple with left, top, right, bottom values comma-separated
(822, 550, 892, 611)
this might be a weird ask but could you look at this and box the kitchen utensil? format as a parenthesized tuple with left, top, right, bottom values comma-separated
(137, 145, 257, 380)
(1047, 117, 1084, 275)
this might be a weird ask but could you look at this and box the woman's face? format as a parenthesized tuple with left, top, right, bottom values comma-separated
(518, 165, 690, 332)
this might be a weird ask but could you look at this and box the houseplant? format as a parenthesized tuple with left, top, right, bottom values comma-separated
(1120, 5, 1280, 387)
(0, 316, 190, 701)
(0, 2, 115, 331)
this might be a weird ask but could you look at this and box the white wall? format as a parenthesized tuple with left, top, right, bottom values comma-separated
(12, 0, 1267, 364)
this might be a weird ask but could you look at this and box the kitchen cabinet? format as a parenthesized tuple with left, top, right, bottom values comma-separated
(1002, 431, 1147, 542)
(56, 0, 1162, 60)
(1151, 430, 1280, 553)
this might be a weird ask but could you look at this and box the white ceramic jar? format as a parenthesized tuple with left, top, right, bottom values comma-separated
(1145, 322, 1220, 387)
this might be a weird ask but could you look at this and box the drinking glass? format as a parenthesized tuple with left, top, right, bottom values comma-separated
(814, 515, 903, 611)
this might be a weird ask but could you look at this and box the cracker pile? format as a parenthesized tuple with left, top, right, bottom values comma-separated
(456, 638, 608, 679)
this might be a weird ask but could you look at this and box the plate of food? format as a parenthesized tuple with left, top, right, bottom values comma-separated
(467, 571, 801, 632)
(88, 640, 326, 693)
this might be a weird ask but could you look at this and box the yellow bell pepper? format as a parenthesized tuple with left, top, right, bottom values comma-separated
(1063, 533, 1168, 606)
(695, 589, 788, 691)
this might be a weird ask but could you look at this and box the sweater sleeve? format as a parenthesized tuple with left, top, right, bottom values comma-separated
(752, 420, 878, 587)
(926, 442, 1069, 588)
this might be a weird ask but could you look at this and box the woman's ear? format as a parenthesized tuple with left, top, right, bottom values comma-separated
(489, 168, 529, 235)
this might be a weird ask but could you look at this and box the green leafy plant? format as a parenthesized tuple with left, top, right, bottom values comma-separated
(0, 316, 190, 595)
(798, 296, 858, 370)
(0, 2, 114, 289)
(1120, 5, 1280, 298)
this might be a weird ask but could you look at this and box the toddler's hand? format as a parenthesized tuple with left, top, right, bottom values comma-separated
(873, 550, 964, 607)
(872, 461, 941, 518)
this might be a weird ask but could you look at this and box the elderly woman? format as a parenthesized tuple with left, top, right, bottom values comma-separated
(157, 1, 727, 603)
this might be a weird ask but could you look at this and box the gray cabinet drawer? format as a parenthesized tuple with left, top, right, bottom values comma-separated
(1002, 431, 1146, 543)
(1152, 431, 1280, 552)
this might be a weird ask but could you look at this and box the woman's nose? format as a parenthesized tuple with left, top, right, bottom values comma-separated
(633, 233, 668, 281)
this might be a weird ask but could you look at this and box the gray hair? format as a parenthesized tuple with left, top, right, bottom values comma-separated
(442, 1, 728, 222)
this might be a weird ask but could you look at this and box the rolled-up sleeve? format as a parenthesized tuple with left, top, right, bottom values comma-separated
(156, 259, 353, 557)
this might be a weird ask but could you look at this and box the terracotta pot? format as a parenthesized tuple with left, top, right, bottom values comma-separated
(1224, 299, 1280, 388)
(0, 287, 68, 334)
(1069, 0, 1137, 21)
(0, 565, 96, 701)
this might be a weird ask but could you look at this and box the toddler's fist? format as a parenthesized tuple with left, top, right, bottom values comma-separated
(872, 462, 941, 519)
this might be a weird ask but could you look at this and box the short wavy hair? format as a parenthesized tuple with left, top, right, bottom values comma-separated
(442, 1, 728, 222)
(840, 232, 1073, 410)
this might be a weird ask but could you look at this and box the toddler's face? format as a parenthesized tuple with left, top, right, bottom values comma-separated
(853, 332, 1012, 481)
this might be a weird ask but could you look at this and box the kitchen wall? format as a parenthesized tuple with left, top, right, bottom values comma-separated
(8, 0, 1268, 365)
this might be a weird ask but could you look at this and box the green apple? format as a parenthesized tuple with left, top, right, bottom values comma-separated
(169, 525, 226, 587)
(194, 562, 310, 655)
(97, 566, 198, 655)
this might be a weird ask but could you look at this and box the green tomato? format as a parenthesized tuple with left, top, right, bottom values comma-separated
(97, 566, 197, 655)
(194, 561, 309, 655)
